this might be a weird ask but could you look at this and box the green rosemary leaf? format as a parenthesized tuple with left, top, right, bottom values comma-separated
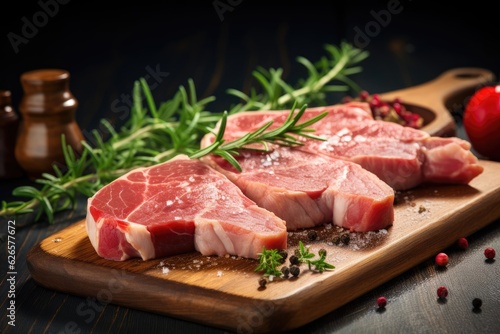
(39, 196, 54, 224)
(189, 140, 223, 160)
(216, 113, 228, 142)
(12, 186, 40, 198)
(226, 88, 251, 102)
(296, 56, 319, 81)
(252, 70, 275, 101)
(213, 150, 242, 172)
(140, 78, 158, 119)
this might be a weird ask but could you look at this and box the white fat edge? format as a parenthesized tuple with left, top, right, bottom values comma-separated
(124, 223, 155, 260)
(194, 217, 236, 256)
(331, 166, 350, 227)
(85, 200, 99, 252)
(211, 220, 236, 255)
(333, 196, 349, 228)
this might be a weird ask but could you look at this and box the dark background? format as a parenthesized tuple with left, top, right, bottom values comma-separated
(1, 1, 499, 130)
(1, 0, 500, 198)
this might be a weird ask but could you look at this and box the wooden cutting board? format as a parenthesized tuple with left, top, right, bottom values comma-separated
(379, 67, 495, 137)
(27, 68, 500, 333)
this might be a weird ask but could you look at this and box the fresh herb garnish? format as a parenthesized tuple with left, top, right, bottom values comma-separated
(0, 42, 368, 224)
(255, 241, 335, 280)
(255, 247, 285, 277)
(295, 241, 335, 273)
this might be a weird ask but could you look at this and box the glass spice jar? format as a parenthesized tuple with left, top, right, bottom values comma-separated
(15, 69, 84, 180)
(0, 90, 23, 179)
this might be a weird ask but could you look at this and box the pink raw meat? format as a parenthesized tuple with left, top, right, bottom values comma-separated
(201, 102, 483, 190)
(86, 155, 287, 261)
(202, 147, 395, 232)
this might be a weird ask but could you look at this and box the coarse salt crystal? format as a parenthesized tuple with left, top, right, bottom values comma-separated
(166, 200, 173, 206)
(354, 135, 366, 142)
(162, 267, 170, 275)
(341, 135, 352, 142)
(217, 271, 223, 277)
(336, 128, 350, 136)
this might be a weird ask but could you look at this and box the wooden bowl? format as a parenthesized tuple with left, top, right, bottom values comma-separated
(378, 67, 496, 137)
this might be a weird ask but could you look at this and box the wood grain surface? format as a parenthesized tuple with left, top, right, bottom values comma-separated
(26, 159, 500, 333)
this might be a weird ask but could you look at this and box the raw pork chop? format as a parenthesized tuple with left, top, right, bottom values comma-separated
(201, 102, 483, 190)
(86, 155, 287, 261)
(202, 147, 395, 232)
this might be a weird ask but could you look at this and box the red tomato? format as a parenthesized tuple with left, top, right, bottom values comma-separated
(463, 85, 500, 161)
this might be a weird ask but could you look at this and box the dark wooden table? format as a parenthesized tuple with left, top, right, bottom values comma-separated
(1, 1, 500, 333)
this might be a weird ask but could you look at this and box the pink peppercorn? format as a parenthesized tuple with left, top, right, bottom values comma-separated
(484, 247, 496, 260)
(457, 237, 469, 250)
(377, 296, 387, 308)
(437, 286, 448, 299)
(435, 253, 449, 267)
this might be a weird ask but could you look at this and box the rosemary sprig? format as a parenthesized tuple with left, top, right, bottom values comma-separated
(227, 41, 368, 113)
(190, 102, 328, 171)
(0, 42, 368, 224)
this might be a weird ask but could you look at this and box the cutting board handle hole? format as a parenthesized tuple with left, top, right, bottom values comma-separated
(454, 72, 482, 79)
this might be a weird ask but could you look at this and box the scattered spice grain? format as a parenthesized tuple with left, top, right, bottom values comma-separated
(290, 265, 300, 277)
(437, 286, 448, 299)
(457, 237, 469, 250)
(377, 296, 387, 308)
(472, 298, 482, 309)
(484, 247, 496, 260)
(435, 253, 449, 267)
(258, 277, 268, 288)
(307, 230, 318, 241)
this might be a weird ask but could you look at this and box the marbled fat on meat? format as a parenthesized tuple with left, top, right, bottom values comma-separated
(86, 155, 287, 261)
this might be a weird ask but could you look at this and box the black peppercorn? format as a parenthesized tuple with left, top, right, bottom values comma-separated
(472, 298, 482, 309)
(258, 277, 267, 288)
(289, 255, 300, 265)
(281, 266, 290, 278)
(307, 230, 318, 241)
(290, 265, 300, 277)
(332, 236, 341, 245)
(277, 249, 288, 263)
(340, 233, 350, 244)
